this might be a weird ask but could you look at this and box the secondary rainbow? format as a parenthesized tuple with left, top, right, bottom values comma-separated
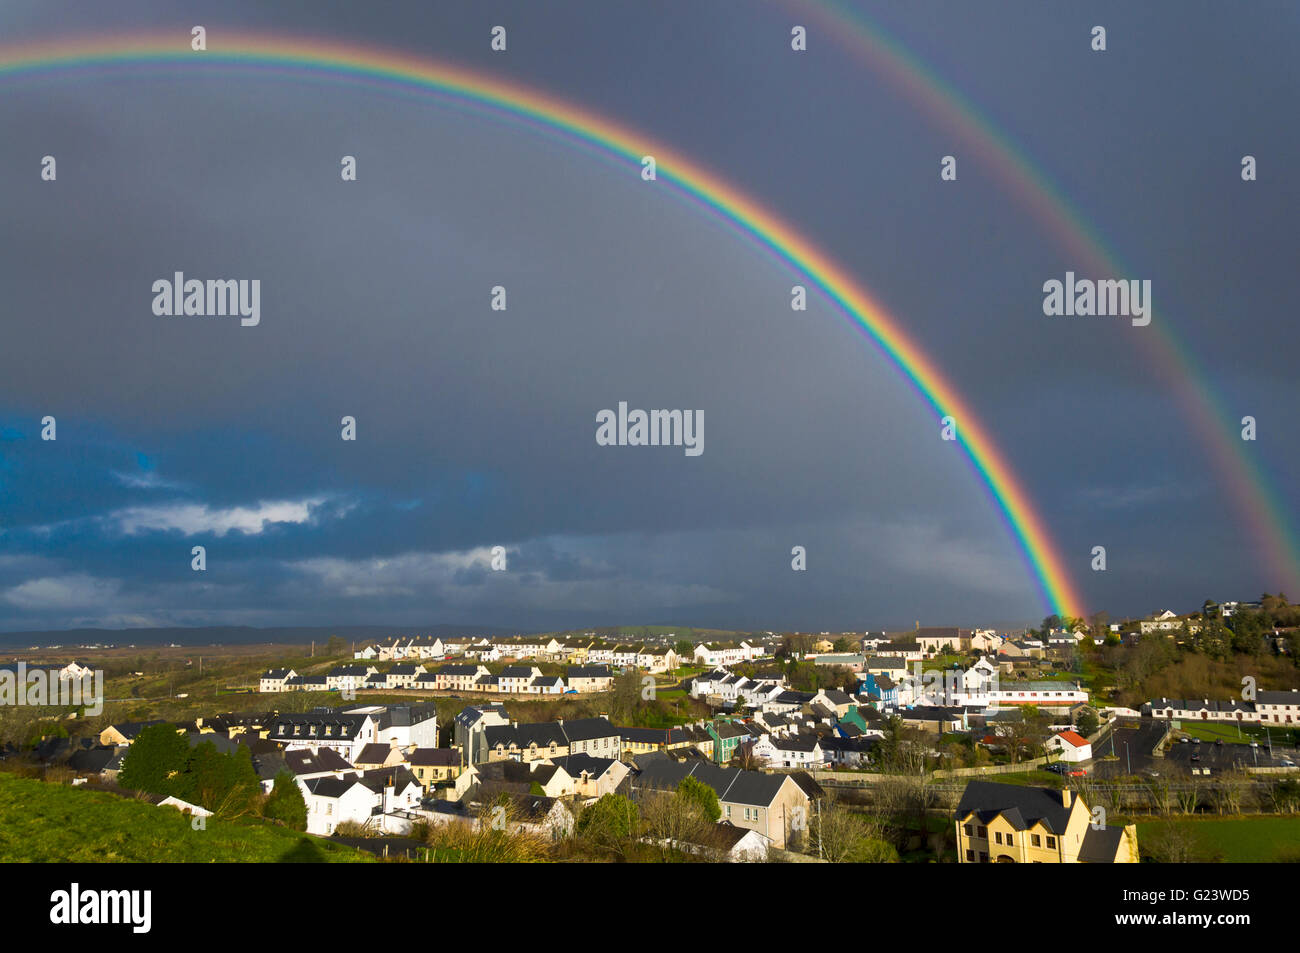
(791, 0, 1300, 592)
(0, 30, 1088, 619)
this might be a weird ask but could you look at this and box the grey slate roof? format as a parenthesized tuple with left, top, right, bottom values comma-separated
(954, 780, 1073, 834)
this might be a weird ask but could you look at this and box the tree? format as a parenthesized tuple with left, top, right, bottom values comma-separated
(176, 741, 261, 816)
(575, 794, 638, 857)
(608, 670, 647, 723)
(677, 775, 721, 822)
(325, 635, 347, 656)
(733, 741, 769, 772)
(263, 772, 308, 830)
(117, 723, 188, 796)
(1076, 710, 1100, 737)
(808, 802, 898, 863)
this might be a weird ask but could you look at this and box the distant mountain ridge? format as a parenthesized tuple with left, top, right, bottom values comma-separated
(0, 624, 520, 649)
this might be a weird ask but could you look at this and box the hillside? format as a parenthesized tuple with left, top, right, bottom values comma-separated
(0, 774, 372, 863)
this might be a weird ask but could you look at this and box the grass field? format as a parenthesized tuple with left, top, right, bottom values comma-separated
(1136, 816, 1300, 862)
(1175, 721, 1300, 746)
(0, 774, 372, 863)
(963, 770, 1066, 788)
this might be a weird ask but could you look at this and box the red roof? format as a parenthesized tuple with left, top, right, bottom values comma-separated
(1056, 730, 1089, 748)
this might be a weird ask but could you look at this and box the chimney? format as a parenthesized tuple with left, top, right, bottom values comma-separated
(1061, 789, 1072, 808)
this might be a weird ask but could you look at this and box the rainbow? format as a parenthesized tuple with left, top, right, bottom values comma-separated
(0, 30, 1088, 619)
(791, 0, 1300, 592)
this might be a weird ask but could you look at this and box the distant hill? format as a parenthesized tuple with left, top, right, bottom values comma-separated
(0, 623, 519, 649)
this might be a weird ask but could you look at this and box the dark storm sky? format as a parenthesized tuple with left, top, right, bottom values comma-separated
(0, 0, 1296, 633)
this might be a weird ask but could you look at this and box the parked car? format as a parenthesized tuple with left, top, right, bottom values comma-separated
(1215, 739, 1224, 746)
(1067, 768, 1087, 777)
(1044, 763, 1066, 775)
(1191, 754, 1201, 762)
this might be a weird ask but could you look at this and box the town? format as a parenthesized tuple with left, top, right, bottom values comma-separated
(1, 597, 1297, 864)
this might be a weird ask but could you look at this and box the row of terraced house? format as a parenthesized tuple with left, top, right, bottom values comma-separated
(259, 663, 619, 695)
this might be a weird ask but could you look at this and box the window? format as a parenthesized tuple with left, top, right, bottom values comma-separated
(965, 850, 974, 862)
(1005, 834, 1014, 846)
(1032, 834, 1041, 847)
(977, 826, 987, 838)
(1046, 836, 1056, 849)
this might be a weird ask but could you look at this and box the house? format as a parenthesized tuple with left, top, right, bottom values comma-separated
(559, 717, 622, 759)
(550, 754, 630, 798)
(353, 743, 407, 771)
(284, 674, 329, 693)
(750, 733, 824, 769)
(454, 704, 511, 764)
(693, 641, 761, 667)
(954, 780, 1138, 863)
(707, 720, 751, 764)
(810, 654, 865, 672)
(1255, 689, 1300, 725)
(498, 665, 543, 693)
(301, 774, 379, 836)
(67, 746, 125, 782)
(258, 668, 297, 693)
(630, 760, 813, 849)
(1139, 610, 1182, 635)
(326, 665, 377, 694)
(382, 663, 427, 689)
(456, 759, 576, 800)
(1045, 730, 1093, 763)
(434, 664, 491, 692)
(862, 656, 909, 679)
(346, 703, 438, 748)
(634, 645, 679, 673)
(899, 707, 965, 734)
(911, 627, 972, 657)
(268, 712, 379, 762)
(1144, 697, 1258, 723)
(493, 794, 574, 840)
(99, 721, 168, 747)
(408, 748, 463, 790)
(700, 821, 772, 862)
(283, 746, 355, 779)
(876, 640, 925, 662)
(566, 666, 614, 693)
(480, 717, 621, 764)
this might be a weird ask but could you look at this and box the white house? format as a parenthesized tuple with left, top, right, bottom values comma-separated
(693, 641, 760, 667)
(1045, 730, 1092, 763)
(259, 668, 297, 693)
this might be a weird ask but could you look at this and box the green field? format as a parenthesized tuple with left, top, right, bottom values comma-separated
(966, 770, 1065, 789)
(1174, 721, 1300, 745)
(0, 774, 372, 863)
(1137, 816, 1300, 862)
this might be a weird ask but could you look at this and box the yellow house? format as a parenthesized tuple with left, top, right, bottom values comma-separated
(954, 780, 1138, 863)
(408, 748, 463, 790)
